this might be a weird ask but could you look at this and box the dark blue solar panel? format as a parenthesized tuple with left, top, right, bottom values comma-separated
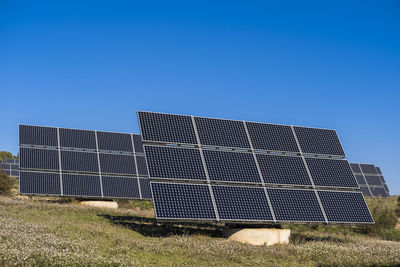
(59, 128, 97, 149)
(151, 182, 216, 220)
(144, 146, 206, 181)
(203, 150, 261, 184)
(0, 164, 8, 170)
(375, 166, 382, 174)
(20, 171, 61, 195)
(359, 186, 371, 197)
(384, 184, 389, 194)
(62, 174, 101, 197)
(364, 175, 383, 186)
(20, 147, 59, 171)
(99, 153, 136, 175)
(370, 187, 388, 198)
(350, 163, 361, 173)
(194, 117, 250, 149)
(359, 164, 377, 174)
(256, 154, 312, 186)
(97, 131, 133, 152)
(139, 178, 152, 199)
(354, 174, 367, 185)
(318, 191, 374, 223)
(60, 151, 99, 173)
(11, 171, 19, 177)
(267, 188, 325, 222)
(138, 112, 197, 144)
(19, 125, 58, 147)
(10, 164, 18, 170)
(212, 185, 273, 221)
(246, 122, 299, 152)
(305, 158, 358, 188)
(132, 134, 144, 153)
(379, 175, 387, 184)
(293, 126, 345, 156)
(136, 156, 148, 176)
(102, 176, 140, 199)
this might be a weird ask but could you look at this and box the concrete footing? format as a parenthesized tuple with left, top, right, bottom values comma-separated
(223, 228, 291, 246)
(79, 201, 118, 209)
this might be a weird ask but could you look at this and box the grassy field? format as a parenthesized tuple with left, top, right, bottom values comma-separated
(0, 193, 399, 266)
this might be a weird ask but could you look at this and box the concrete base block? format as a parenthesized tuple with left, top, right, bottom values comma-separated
(79, 201, 118, 209)
(223, 228, 291, 246)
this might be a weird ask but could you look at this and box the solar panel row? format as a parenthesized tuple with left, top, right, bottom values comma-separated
(138, 111, 346, 157)
(151, 182, 373, 223)
(144, 145, 358, 188)
(19, 125, 151, 200)
(138, 111, 373, 225)
(0, 162, 20, 177)
(350, 163, 389, 198)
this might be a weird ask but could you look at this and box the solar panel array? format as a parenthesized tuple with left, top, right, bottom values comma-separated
(0, 159, 20, 178)
(19, 125, 151, 200)
(350, 163, 389, 198)
(138, 111, 374, 224)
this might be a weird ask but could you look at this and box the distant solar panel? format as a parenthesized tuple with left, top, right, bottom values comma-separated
(293, 126, 345, 156)
(364, 175, 383, 186)
(375, 167, 382, 174)
(246, 122, 299, 152)
(256, 154, 312, 186)
(370, 187, 388, 198)
(350, 163, 361, 173)
(194, 117, 251, 149)
(351, 163, 390, 198)
(354, 174, 367, 185)
(203, 150, 261, 184)
(318, 191, 374, 223)
(151, 182, 216, 220)
(306, 158, 358, 188)
(359, 164, 377, 174)
(212, 185, 273, 221)
(19, 125, 150, 200)
(359, 186, 372, 197)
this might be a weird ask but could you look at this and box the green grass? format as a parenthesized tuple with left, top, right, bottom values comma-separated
(0, 195, 399, 266)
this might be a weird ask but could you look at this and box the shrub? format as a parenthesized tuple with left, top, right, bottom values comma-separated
(395, 196, 400, 217)
(363, 198, 398, 236)
(0, 171, 14, 194)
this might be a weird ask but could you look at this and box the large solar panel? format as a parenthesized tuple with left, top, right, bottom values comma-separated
(246, 122, 299, 153)
(139, 111, 374, 224)
(305, 158, 358, 188)
(19, 125, 150, 200)
(293, 126, 345, 156)
(318, 191, 374, 223)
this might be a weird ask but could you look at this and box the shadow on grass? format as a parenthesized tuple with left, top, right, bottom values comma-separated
(290, 233, 348, 244)
(98, 214, 224, 237)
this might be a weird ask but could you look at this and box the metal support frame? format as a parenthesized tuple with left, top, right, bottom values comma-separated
(94, 131, 104, 198)
(56, 127, 64, 196)
(191, 116, 220, 221)
(131, 133, 143, 200)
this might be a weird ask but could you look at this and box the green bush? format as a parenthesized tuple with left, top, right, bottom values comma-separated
(395, 196, 400, 217)
(0, 172, 14, 194)
(362, 198, 398, 237)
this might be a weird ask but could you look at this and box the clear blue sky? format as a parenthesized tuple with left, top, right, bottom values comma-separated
(1, 1, 399, 194)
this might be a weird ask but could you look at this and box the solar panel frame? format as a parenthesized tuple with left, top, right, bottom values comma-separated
(19, 171, 61, 196)
(359, 164, 378, 174)
(59, 128, 97, 150)
(19, 125, 58, 147)
(370, 187, 389, 198)
(96, 131, 134, 153)
(364, 175, 383, 186)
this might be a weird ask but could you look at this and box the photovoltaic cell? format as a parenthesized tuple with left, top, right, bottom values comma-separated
(99, 153, 136, 175)
(246, 122, 299, 152)
(364, 175, 383, 186)
(62, 174, 101, 197)
(318, 191, 374, 223)
(19, 125, 58, 147)
(267, 188, 325, 222)
(359, 186, 371, 197)
(293, 126, 345, 156)
(194, 117, 250, 149)
(97, 131, 133, 152)
(102, 176, 140, 198)
(136, 156, 148, 176)
(139, 178, 152, 199)
(203, 150, 261, 184)
(256, 154, 312, 186)
(359, 164, 377, 174)
(305, 158, 358, 188)
(59, 128, 97, 149)
(20, 147, 59, 171)
(354, 174, 367, 185)
(151, 182, 216, 220)
(212, 185, 273, 221)
(132, 134, 144, 153)
(144, 146, 206, 181)
(138, 112, 197, 144)
(60, 151, 99, 173)
(19, 171, 61, 195)
(370, 187, 388, 198)
(375, 167, 382, 174)
(11, 171, 19, 176)
(350, 163, 361, 173)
